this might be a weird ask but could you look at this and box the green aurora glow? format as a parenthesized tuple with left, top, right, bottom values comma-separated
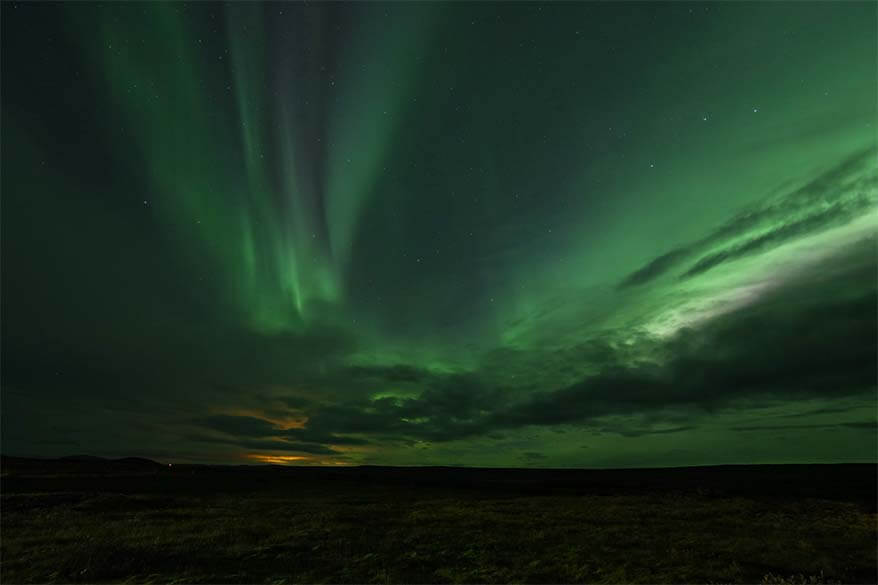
(2, 1, 876, 466)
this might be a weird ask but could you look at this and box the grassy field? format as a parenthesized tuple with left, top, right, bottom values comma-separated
(1, 461, 875, 584)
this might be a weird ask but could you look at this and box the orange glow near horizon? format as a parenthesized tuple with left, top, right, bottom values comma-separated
(246, 454, 310, 464)
(245, 453, 355, 466)
(276, 418, 308, 430)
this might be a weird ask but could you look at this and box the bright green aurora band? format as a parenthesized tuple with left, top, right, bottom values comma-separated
(2, 2, 876, 466)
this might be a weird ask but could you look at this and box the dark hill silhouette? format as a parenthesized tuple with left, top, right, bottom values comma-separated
(2, 455, 163, 475)
(59, 455, 107, 462)
(114, 457, 164, 467)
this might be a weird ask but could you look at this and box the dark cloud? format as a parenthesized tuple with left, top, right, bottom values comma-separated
(680, 197, 872, 279)
(618, 147, 875, 288)
(282, 428, 372, 446)
(618, 248, 691, 289)
(842, 421, 878, 430)
(777, 405, 865, 419)
(594, 425, 697, 438)
(730, 421, 877, 433)
(196, 415, 280, 438)
(288, 371, 506, 444)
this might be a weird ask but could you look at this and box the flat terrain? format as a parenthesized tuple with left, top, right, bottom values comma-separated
(1, 458, 875, 584)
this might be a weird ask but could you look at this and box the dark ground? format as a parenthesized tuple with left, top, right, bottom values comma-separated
(2, 457, 875, 584)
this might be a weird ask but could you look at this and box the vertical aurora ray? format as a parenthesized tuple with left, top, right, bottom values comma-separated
(79, 3, 294, 330)
(225, 3, 312, 331)
(321, 5, 440, 275)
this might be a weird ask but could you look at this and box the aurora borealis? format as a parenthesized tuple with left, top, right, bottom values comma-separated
(2, 1, 876, 468)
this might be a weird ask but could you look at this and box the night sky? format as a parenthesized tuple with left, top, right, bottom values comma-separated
(2, 1, 876, 467)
